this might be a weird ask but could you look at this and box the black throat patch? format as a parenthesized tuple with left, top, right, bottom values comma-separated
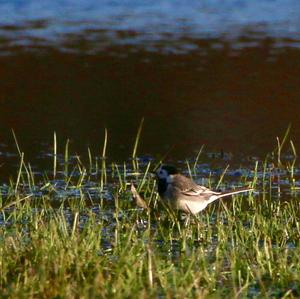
(157, 178, 168, 196)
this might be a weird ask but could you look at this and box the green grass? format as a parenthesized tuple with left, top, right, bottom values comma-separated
(1, 129, 300, 298)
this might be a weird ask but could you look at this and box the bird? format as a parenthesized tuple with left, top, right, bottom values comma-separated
(154, 165, 253, 215)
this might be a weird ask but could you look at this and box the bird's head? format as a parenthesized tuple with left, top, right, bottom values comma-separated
(155, 165, 178, 180)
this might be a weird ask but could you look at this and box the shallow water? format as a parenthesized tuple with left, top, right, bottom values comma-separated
(0, 0, 299, 177)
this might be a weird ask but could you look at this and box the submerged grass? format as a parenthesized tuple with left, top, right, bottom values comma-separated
(1, 128, 300, 298)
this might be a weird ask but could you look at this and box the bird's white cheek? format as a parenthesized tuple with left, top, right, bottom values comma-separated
(166, 175, 173, 184)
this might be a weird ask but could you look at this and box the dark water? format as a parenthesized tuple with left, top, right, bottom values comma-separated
(0, 0, 300, 177)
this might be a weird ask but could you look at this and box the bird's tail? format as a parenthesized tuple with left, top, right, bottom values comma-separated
(217, 187, 254, 199)
(207, 187, 254, 205)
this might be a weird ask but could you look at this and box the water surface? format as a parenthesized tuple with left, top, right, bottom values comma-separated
(0, 0, 299, 176)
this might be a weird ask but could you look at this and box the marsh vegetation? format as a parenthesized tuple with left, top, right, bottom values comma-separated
(1, 128, 300, 298)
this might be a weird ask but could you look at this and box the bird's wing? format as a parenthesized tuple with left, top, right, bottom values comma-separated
(181, 185, 220, 197)
(172, 174, 220, 198)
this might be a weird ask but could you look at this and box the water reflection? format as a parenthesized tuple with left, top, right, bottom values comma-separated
(1, 39, 299, 161)
(1, 1, 299, 48)
(0, 0, 299, 176)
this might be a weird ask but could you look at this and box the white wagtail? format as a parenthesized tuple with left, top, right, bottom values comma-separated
(155, 165, 253, 215)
